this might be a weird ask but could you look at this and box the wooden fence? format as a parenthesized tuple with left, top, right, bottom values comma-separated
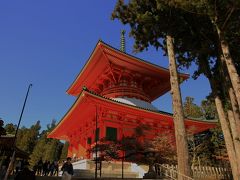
(155, 163, 232, 180)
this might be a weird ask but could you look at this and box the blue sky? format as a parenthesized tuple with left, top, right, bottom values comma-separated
(0, 1, 211, 129)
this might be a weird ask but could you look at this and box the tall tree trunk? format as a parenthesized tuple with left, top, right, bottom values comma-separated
(220, 56, 240, 162)
(166, 35, 191, 179)
(220, 54, 240, 139)
(227, 110, 240, 168)
(217, 28, 240, 110)
(215, 97, 240, 180)
(229, 87, 240, 138)
(198, 39, 240, 179)
(207, 72, 240, 179)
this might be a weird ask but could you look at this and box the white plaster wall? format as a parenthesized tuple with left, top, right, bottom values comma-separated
(113, 97, 158, 111)
(72, 159, 88, 169)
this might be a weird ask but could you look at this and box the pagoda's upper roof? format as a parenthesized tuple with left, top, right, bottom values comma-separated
(66, 40, 189, 101)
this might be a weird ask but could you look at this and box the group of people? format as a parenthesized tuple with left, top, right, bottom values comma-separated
(1, 159, 36, 180)
(21, 157, 73, 180)
(0, 157, 74, 180)
(1, 120, 74, 179)
(34, 159, 59, 176)
(35, 157, 74, 180)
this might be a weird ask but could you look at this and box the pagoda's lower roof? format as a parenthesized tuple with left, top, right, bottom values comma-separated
(48, 88, 217, 140)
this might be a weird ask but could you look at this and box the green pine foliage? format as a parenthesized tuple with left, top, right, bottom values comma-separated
(183, 97, 226, 166)
(2, 119, 64, 168)
(16, 121, 41, 153)
(4, 123, 16, 135)
(43, 139, 63, 162)
(201, 98, 218, 120)
(60, 142, 69, 160)
(183, 97, 203, 118)
(112, 0, 239, 97)
(30, 120, 63, 166)
(29, 132, 63, 167)
(30, 133, 48, 167)
(112, 1, 233, 167)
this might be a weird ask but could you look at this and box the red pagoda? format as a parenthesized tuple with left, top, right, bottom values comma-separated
(48, 40, 216, 159)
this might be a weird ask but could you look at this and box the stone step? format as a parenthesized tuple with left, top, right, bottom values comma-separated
(10, 175, 169, 180)
(73, 169, 138, 178)
(34, 176, 142, 180)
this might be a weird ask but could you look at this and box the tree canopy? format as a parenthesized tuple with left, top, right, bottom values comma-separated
(3, 119, 65, 168)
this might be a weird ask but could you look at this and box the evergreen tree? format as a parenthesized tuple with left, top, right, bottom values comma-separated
(29, 133, 47, 167)
(157, 2, 240, 177)
(182, 97, 226, 166)
(29, 119, 63, 166)
(174, 0, 240, 110)
(43, 119, 63, 161)
(4, 123, 16, 135)
(112, 1, 240, 178)
(201, 98, 218, 120)
(43, 139, 63, 162)
(112, 2, 192, 178)
(187, 127, 226, 167)
(16, 126, 29, 151)
(60, 142, 69, 160)
(16, 121, 41, 153)
(183, 97, 203, 118)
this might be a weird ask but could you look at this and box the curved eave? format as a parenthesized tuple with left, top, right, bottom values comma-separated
(47, 93, 85, 139)
(66, 40, 103, 96)
(66, 40, 189, 97)
(49, 88, 217, 139)
(85, 88, 217, 125)
(101, 40, 189, 79)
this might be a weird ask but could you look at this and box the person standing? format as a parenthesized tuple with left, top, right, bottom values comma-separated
(53, 161, 59, 176)
(61, 157, 73, 180)
(49, 162, 55, 176)
(37, 159, 43, 175)
(15, 160, 22, 174)
(42, 161, 49, 176)
(0, 119, 6, 136)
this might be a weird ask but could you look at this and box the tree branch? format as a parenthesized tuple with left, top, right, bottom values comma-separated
(221, 7, 235, 31)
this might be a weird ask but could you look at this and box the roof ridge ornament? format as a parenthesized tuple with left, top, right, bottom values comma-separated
(120, 30, 126, 53)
